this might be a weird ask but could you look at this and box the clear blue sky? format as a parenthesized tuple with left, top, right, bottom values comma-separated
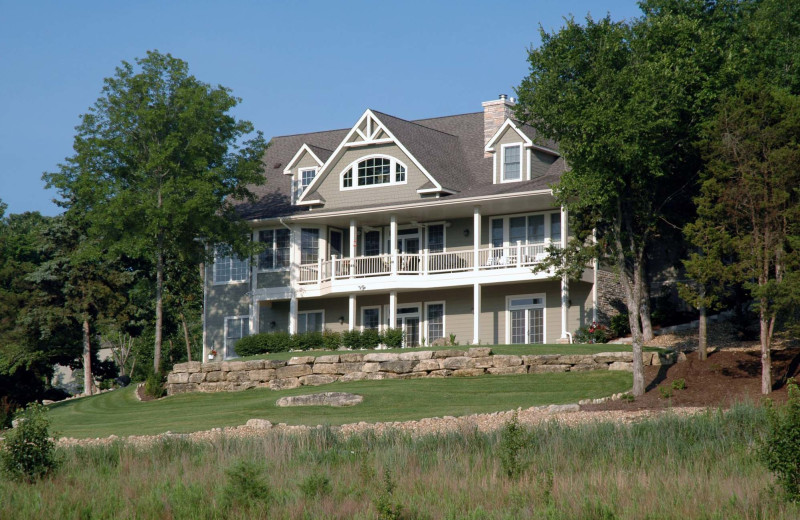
(0, 0, 642, 216)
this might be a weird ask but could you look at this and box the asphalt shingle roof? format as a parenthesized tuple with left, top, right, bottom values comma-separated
(234, 110, 563, 220)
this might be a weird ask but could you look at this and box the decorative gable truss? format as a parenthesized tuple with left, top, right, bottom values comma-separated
(296, 110, 446, 205)
(484, 119, 559, 184)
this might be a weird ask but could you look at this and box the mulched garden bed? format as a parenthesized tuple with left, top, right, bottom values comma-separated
(584, 347, 800, 411)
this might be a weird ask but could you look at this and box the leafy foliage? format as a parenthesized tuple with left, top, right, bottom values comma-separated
(144, 371, 166, 399)
(761, 380, 800, 500)
(574, 323, 610, 344)
(381, 328, 404, 349)
(220, 459, 272, 511)
(498, 412, 527, 478)
(1, 403, 59, 482)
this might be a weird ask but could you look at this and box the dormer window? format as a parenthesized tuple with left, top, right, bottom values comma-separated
(341, 156, 408, 190)
(293, 167, 317, 203)
(502, 144, 522, 182)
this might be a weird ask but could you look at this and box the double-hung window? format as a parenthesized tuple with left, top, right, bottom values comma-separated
(225, 316, 250, 358)
(298, 311, 323, 333)
(300, 228, 320, 264)
(213, 248, 248, 283)
(426, 303, 444, 343)
(364, 230, 381, 256)
(363, 307, 381, 330)
(502, 144, 522, 181)
(550, 213, 562, 243)
(427, 224, 444, 253)
(258, 229, 290, 270)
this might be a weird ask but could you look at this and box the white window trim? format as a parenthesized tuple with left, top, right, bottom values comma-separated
(505, 293, 546, 344)
(424, 301, 446, 344)
(339, 154, 409, 191)
(395, 302, 422, 347)
(424, 222, 447, 252)
(297, 310, 325, 333)
(500, 143, 523, 183)
(256, 229, 291, 273)
(361, 228, 383, 256)
(224, 315, 250, 359)
(490, 211, 561, 247)
(361, 306, 382, 332)
(212, 248, 249, 286)
(299, 227, 322, 265)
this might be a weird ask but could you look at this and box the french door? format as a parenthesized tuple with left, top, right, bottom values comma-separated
(507, 295, 545, 344)
(396, 306, 421, 347)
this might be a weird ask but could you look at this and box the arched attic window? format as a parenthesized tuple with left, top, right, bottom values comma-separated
(340, 156, 407, 189)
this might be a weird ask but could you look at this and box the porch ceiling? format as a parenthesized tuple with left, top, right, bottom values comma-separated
(280, 191, 559, 228)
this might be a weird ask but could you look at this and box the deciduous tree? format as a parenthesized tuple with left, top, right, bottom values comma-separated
(45, 51, 267, 372)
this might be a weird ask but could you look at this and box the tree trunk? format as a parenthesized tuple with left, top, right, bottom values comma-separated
(82, 318, 93, 396)
(154, 235, 164, 373)
(180, 311, 192, 362)
(628, 280, 646, 396)
(760, 306, 772, 394)
(698, 303, 707, 361)
(640, 285, 654, 342)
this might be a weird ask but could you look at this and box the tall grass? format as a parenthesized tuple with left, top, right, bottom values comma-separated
(1, 405, 795, 519)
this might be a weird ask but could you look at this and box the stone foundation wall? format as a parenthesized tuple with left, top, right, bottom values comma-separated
(596, 268, 627, 323)
(166, 348, 683, 396)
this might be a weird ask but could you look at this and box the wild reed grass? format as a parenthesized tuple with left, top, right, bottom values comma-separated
(1, 404, 795, 519)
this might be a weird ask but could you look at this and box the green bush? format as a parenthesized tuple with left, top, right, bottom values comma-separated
(761, 380, 800, 500)
(220, 459, 272, 510)
(574, 322, 610, 344)
(498, 412, 527, 478)
(235, 332, 293, 356)
(144, 371, 166, 399)
(322, 329, 342, 350)
(672, 378, 686, 391)
(361, 328, 381, 349)
(292, 331, 324, 351)
(609, 313, 631, 338)
(381, 328, 404, 349)
(342, 329, 362, 349)
(299, 473, 332, 498)
(1, 403, 60, 482)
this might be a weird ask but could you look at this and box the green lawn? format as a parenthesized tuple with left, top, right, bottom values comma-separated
(48, 371, 631, 438)
(239, 343, 659, 362)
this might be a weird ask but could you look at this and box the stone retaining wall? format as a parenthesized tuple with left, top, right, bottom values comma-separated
(166, 348, 683, 396)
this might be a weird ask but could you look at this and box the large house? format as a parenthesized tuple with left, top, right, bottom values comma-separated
(204, 95, 604, 360)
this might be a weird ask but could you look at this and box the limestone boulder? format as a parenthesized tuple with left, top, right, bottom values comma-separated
(287, 356, 315, 365)
(433, 349, 466, 359)
(380, 360, 417, 374)
(338, 362, 365, 373)
(205, 371, 223, 382)
(487, 366, 527, 375)
(202, 361, 223, 372)
(276, 392, 363, 407)
(244, 360, 265, 370)
(315, 354, 340, 363)
(245, 419, 272, 429)
(276, 364, 312, 379)
(263, 360, 287, 369)
(339, 372, 369, 382)
(399, 350, 433, 361)
(269, 378, 301, 390)
(427, 369, 454, 377)
(312, 363, 341, 375)
(413, 359, 440, 372)
(361, 362, 380, 373)
(467, 347, 492, 358)
(492, 355, 523, 367)
(440, 356, 474, 370)
(188, 372, 206, 383)
(363, 353, 400, 362)
(299, 374, 338, 386)
(529, 364, 570, 373)
(340, 353, 364, 362)
(608, 362, 633, 372)
(473, 357, 494, 369)
(593, 352, 633, 363)
(248, 369, 276, 382)
(453, 368, 485, 377)
(167, 372, 189, 384)
(571, 363, 603, 372)
(523, 355, 561, 365)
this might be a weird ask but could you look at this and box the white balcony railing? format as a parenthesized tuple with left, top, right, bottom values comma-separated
(297, 243, 558, 285)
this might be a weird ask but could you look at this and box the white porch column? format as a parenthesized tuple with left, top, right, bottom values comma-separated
(560, 205, 569, 340)
(473, 283, 481, 344)
(592, 228, 598, 323)
(389, 291, 397, 330)
(289, 296, 298, 335)
(348, 293, 356, 331)
(473, 206, 481, 271)
(390, 215, 398, 276)
(349, 219, 357, 277)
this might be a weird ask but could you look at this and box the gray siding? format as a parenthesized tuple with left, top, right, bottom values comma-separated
(257, 271, 290, 289)
(204, 263, 250, 353)
(492, 126, 558, 182)
(314, 143, 430, 209)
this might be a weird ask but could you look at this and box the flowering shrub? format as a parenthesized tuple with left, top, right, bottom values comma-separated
(574, 322, 610, 344)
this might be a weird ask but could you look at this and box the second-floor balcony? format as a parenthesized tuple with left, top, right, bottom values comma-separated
(297, 243, 557, 286)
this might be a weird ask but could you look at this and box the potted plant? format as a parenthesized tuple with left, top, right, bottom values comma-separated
(208, 349, 217, 360)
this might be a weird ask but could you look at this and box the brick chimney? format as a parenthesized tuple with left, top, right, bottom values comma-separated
(482, 94, 515, 157)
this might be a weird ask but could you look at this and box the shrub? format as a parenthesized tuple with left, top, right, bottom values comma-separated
(292, 331, 324, 351)
(449, 333, 458, 346)
(761, 380, 800, 500)
(672, 378, 686, 391)
(299, 473, 332, 498)
(144, 371, 166, 399)
(341, 329, 362, 349)
(361, 328, 381, 349)
(220, 459, 272, 510)
(235, 332, 293, 356)
(1, 403, 60, 482)
(322, 329, 342, 350)
(659, 386, 673, 399)
(374, 466, 404, 520)
(498, 412, 527, 478)
(381, 328, 404, 349)
(609, 313, 631, 338)
(574, 322, 610, 344)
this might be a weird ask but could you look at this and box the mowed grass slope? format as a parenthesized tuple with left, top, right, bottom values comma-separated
(48, 371, 631, 438)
